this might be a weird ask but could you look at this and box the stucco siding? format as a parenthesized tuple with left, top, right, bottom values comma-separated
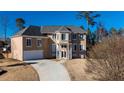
(11, 36, 23, 61)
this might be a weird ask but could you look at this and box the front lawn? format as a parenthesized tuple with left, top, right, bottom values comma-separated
(0, 59, 39, 81)
(64, 59, 95, 81)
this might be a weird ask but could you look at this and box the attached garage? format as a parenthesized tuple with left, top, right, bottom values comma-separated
(11, 26, 48, 61)
(23, 50, 44, 60)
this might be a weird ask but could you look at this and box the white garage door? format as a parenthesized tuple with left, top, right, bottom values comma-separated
(23, 50, 44, 60)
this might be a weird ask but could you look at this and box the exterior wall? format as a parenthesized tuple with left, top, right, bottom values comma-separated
(79, 34, 86, 58)
(71, 33, 86, 58)
(54, 32, 86, 59)
(56, 32, 71, 44)
(55, 32, 71, 59)
(42, 37, 55, 59)
(23, 37, 43, 51)
(11, 32, 86, 61)
(11, 36, 23, 61)
(23, 36, 52, 60)
(11, 36, 49, 61)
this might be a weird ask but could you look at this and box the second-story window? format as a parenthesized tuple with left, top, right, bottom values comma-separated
(73, 34, 77, 40)
(26, 38, 32, 47)
(37, 39, 42, 47)
(52, 34, 56, 39)
(61, 33, 67, 40)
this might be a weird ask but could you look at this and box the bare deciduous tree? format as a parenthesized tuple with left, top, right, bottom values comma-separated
(86, 36, 124, 80)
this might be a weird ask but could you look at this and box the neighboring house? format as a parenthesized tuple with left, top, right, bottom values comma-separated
(0, 40, 4, 53)
(11, 25, 86, 61)
(0, 40, 4, 48)
(0, 38, 11, 52)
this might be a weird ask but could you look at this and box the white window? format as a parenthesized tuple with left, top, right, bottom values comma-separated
(73, 44, 77, 51)
(61, 33, 66, 40)
(36, 39, 42, 47)
(26, 38, 32, 47)
(52, 34, 56, 39)
(72, 34, 77, 40)
(61, 33, 68, 40)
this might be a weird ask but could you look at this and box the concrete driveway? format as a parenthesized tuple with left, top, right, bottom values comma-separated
(24, 60, 70, 81)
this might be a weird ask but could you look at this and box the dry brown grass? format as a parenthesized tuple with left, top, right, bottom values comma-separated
(64, 59, 95, 81)
(0, 59, 39, 81)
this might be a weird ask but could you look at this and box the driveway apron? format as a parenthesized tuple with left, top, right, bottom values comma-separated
(25, 60, 70, 81)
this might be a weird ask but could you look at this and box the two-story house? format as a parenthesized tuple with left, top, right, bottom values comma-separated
(11, 25, 86, 61)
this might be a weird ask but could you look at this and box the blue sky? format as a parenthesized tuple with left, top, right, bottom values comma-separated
(0, 11, 124, 37)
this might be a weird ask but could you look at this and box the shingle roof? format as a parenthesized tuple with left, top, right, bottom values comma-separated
(14, 27, 28, 36)
(66, 26, 85, 33)
(23, 26, 42, 36)
(14, 25, 86, 37)
(14, 26, 42, 36)
(41, 26, 70, 33)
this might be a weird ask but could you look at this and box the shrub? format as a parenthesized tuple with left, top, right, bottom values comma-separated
(86, 36, 124, 80)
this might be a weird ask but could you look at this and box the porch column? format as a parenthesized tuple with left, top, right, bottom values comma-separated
(56, 44, 58, 59)
(69, 44, 72, 59)
(59, 49, 61, 59)
(58, 44, 61, 59)
(66, 44, 69, 59)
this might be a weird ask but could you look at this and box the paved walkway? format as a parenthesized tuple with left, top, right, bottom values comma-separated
(24, 60, 70, 81)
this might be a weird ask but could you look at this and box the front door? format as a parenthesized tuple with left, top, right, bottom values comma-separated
(61, 51, 67, 59)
